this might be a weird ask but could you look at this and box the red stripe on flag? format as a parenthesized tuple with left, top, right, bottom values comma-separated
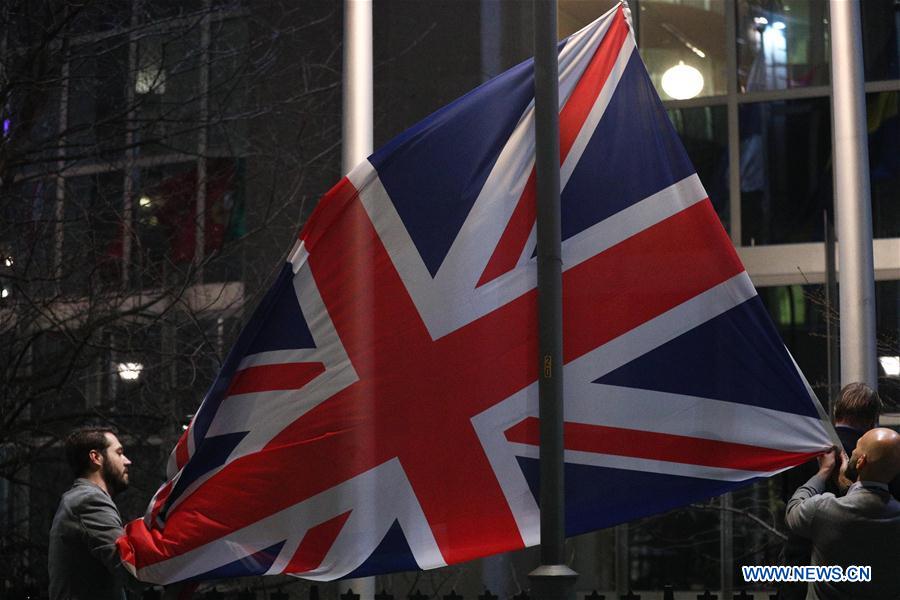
(122, 516, 163, 571)
(558, 8, 630, 159)
(285, 511, 351, 573)
(476, 170, 538, 287)
(174, 428, 190, 470)
(477, 9, 630, 287)
(227, 362, 325, 396)
(300, 177, 361, 251)
(116, 532, 136, 569)
(563, 199, 744, 363)
(505, 418, 820, 473)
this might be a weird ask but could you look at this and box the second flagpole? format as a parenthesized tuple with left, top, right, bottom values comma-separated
(529, 1, 578, 600)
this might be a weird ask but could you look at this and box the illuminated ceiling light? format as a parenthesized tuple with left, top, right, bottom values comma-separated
(139, 195, 153, 208)
(661, 62, 704, 100)
(880, 356, 900, 377)
(3, 256, 12, 268)
(754, 16, 769, 25)
(1, 287, 9, 299)
(117, 362, 144, 380)
(772, 21, 786, 30)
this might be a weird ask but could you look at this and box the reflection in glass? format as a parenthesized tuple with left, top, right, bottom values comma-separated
(634, 0, 727, 100)
(737, 0, 829, 91)
(668, 105, 729, 232)
(868, 92, 900, 239)
(558, 1, 726, 99)
(739, 98, 831, 245)
(132, 163, 196, 278)
(130, 159, 243, 286)
(134, 30, 201, 156)
(860, 1, 900, 82)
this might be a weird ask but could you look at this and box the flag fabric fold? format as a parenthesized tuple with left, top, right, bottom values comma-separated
(119, 3, 834, 584)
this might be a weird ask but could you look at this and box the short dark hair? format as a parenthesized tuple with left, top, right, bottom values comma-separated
(65, 428, 115, 477)
(833, 382, 882, 426)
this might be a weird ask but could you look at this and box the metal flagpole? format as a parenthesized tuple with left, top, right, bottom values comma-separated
(829, 0, 877, 387)
(340, 2, 374, 600)
(528, 2, 577, 600)
(343, 0, 373, 173)
(824, 210, 839, 417)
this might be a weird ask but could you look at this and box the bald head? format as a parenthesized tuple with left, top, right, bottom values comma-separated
(849, 428, 900, 484)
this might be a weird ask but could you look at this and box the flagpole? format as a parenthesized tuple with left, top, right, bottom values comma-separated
(342, 0, 373, 173)
(529, 1, 577, 600)
(340, 2, 374, 600)
(829, 0, 877, 387)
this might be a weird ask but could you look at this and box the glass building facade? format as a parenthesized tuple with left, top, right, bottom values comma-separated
(0, 0, 897, 597)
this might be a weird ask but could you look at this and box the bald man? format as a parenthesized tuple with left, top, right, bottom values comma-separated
(786, 428, 900, 599)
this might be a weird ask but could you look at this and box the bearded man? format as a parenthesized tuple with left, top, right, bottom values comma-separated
(49, 428, 135, 600)
(786, 428, 900, 599)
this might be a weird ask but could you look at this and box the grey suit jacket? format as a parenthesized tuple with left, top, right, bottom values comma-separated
(786, 474, 900, 600)
(48, 479, 132, 600)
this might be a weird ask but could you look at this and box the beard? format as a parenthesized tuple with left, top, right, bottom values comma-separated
(844, 455, 859, 483)
(102, 460, 129, 496)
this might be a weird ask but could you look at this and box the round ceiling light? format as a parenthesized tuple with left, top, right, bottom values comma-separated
(661, 62, 705, 100)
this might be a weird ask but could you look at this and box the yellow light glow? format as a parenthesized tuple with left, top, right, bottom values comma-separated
(661, 62, 704, 100)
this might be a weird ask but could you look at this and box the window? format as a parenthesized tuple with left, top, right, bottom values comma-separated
(67, 37, 129, 157)
(636, 0, 728, 100)
(62, 172, 125, 290)
(876, 280, 900, 409)
(133, 30, 202, 156)
(739, 98, 831, 246)
(668, 105, 729, 230)
(737, 0, 830, 92)
(868, 91, 900, 239)
(860, 1, 900, 82)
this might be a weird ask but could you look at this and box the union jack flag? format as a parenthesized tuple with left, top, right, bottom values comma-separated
(118, 4, 834, 584)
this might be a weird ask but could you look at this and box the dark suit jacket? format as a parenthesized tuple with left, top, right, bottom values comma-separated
(48, 479, 131, 600)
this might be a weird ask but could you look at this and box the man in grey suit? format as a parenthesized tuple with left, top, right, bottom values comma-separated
(49, 428, 135, 600)
(786, 428, 900, 600)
